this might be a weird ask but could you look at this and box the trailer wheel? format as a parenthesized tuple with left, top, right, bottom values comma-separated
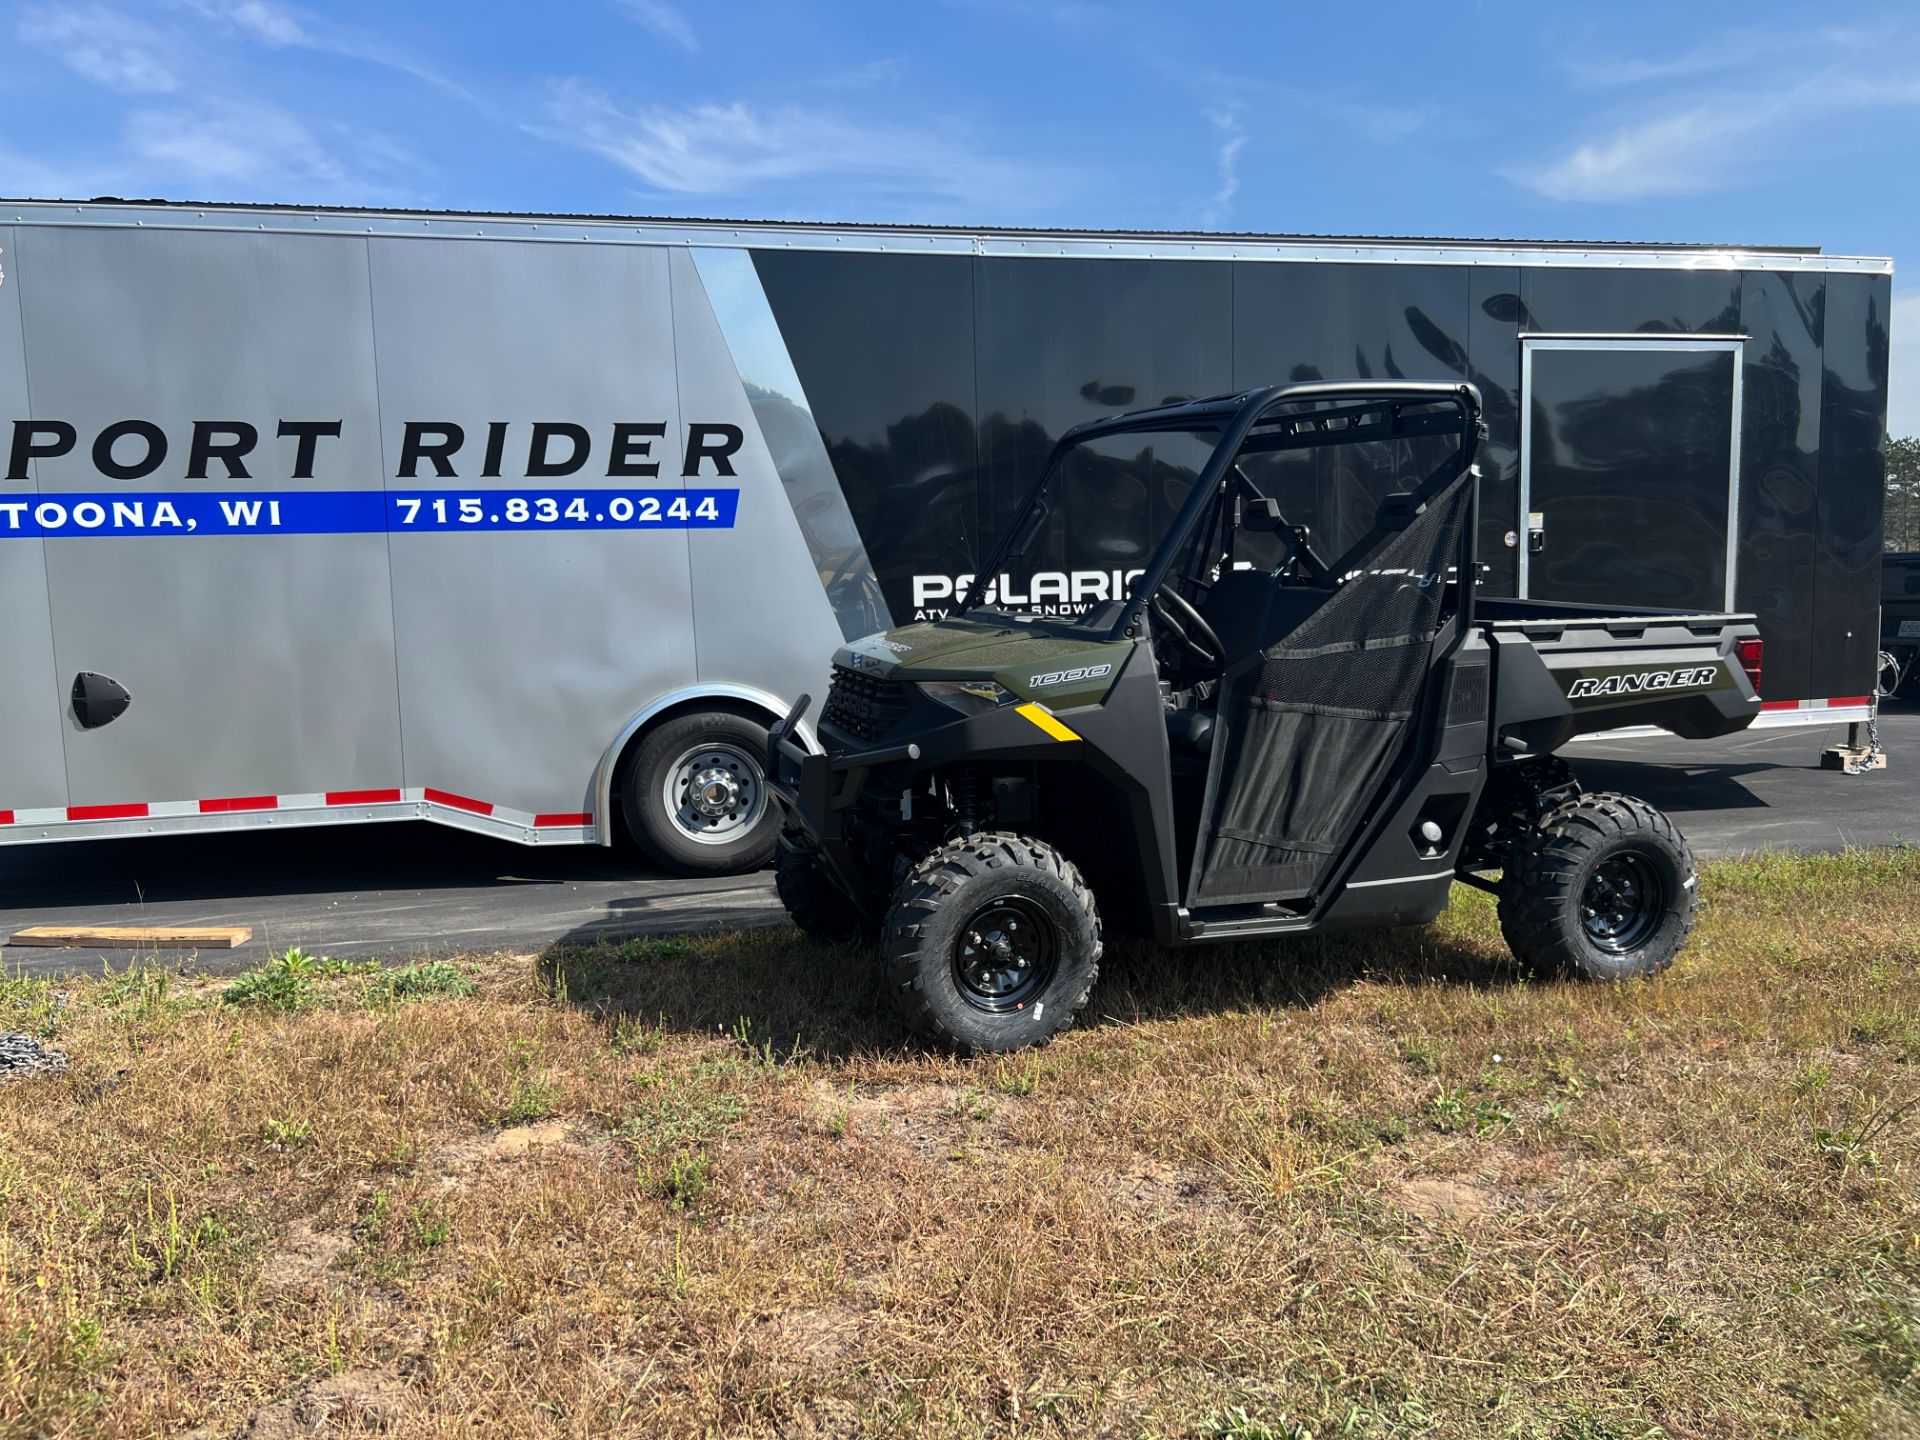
(1498, 792, 1697, 982)
(882, 832, 1101, 1055)
(622, 709, 778, 877)
(775, 839, 870, 945)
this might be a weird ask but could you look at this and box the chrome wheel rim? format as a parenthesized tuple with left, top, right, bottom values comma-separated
(660, 741, 766, 845)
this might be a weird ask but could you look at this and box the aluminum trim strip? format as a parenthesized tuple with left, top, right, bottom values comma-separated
(0, 788, 599, 845)
(1570, 702, 1875, 740)
(1345, 871, 1455, 888)
(1517, 332, 1753, 341)
(0, 203, 1892, 274)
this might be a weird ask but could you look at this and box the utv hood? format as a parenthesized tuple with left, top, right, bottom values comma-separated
(836, 617, 1128, 709)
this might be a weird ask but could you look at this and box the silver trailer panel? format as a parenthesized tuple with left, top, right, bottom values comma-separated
(14, 225, 403, 807)
(368, 236, 695, 820)
(0, 225, 67, 813)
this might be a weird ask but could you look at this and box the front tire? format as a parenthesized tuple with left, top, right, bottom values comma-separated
(621, 710, 778, 877)
(882, 833, 1101, 1055)
(775, 839, 870, 944)
(1499, 792, 1697, 981)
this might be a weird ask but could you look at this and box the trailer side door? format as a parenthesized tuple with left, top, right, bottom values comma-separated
(15, 225, 402, 811)
(1519, 337, 1743, 611)
(0, 227, 70, 819)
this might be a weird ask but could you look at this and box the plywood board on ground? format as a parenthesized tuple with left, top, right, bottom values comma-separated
(7, 925, 252, 950)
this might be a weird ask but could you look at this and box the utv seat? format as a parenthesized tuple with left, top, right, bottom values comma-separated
(1167, 573, 1337, 758)
(1198, 569, 1335, 668)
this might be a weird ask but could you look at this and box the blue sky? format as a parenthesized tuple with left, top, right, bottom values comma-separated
(3, 0, 1916, 433)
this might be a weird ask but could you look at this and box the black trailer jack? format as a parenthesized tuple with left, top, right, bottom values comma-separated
(770, 382, 1762, 1054)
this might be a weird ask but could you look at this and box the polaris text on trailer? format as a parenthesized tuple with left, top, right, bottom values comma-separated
(769, 383, 1765, 1052)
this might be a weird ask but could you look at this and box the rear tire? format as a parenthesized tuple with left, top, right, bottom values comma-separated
(621, 710, 779, 877)
(882, 832, 1101, 1055)
(775, 839, 870, 945)
(1499, 792, 1697, 981)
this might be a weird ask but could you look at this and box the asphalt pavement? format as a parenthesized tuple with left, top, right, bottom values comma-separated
(3, 700, 1913, 980)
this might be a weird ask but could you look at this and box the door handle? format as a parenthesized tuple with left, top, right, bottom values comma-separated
(71, 672, 132, 729)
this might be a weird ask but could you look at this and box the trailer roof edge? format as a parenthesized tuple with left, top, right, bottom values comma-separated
(0, 199, 1894, 275)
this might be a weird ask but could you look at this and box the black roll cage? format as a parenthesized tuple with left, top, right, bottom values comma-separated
(955, 380, 1485, 642)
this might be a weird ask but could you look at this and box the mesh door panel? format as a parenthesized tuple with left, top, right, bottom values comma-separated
(1191, 480, 1469, 906)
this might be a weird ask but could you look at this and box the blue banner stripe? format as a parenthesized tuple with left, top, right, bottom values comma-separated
(0, 489, 739, 537)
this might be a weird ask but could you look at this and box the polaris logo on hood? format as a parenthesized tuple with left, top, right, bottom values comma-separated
(1567, 666, 1720, 700)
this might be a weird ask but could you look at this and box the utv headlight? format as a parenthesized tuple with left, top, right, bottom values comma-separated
(917, 679, 1016, 715)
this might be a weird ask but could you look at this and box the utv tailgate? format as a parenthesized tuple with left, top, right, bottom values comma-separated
(1484, 610, 1763, 754)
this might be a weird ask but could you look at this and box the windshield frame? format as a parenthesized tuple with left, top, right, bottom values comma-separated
(952, 381, 1485, 641)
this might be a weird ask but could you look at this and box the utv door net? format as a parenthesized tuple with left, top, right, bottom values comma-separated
(1189, 397, 1477, 905)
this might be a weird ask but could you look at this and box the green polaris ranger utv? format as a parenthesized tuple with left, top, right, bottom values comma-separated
(767, 382, 1763, 1054)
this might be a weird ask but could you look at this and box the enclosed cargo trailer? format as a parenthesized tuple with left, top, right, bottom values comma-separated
(0, 200, 1893, 871)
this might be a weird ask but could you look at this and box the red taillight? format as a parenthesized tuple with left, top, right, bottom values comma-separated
(1735, 636, 1764, 695)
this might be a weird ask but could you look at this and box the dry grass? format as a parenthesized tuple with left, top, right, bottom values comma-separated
(4, 849, 1920, 1438)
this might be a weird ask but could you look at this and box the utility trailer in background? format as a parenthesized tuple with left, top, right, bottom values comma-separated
(0, 201, 1894, 873)
(1885, 553, 1920, 694)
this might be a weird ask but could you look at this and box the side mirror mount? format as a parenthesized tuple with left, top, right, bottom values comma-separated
(1006, 494, 1051, 558)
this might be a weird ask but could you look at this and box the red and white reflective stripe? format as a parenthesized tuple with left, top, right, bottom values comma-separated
(1576, 694, 1877, 741)
(0, 786, 593, 835)
(1761, 695, 1874, 713)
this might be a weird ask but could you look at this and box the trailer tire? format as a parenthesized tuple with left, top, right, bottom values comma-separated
(775, 839, 870, 945)
(882, 832, 1101, 1055)
(622, 709, 779, 877)
(1499, 792, 1697, 982)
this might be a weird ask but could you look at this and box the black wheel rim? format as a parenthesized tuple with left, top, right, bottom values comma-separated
(1580, 853, 1668, 953)
(952, 895, 1058, 1013)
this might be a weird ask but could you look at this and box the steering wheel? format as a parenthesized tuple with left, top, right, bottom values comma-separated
(1149, 585, 1224, 671)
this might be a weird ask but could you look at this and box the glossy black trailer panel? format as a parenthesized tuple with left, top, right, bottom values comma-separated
(1736, 269, 1826, 707)
(753, 247, 1888, 708)
(1815, 273, 1893, 702)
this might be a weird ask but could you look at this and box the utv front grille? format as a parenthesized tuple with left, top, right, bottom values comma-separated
(823, 665, 911, 742)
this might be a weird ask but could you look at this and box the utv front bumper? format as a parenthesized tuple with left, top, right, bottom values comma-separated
(766, 694, 921, 898)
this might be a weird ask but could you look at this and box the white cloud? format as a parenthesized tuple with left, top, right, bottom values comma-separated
(0, 143, 126, 199)
(1892, 290, 1920, 439)
(1522, 107, 1750, 203)
(542, 83, 1058, 218)
(19, 5, 179, 93)
(179, 0, 471, 100)
(1520, 23, 1920, 203)
(816, 55, 907, 91)
(221, 0, 309, 45)
(1198, 106, 1244, 228)
(1560, 29, 1793, 91)
(122, 100, 414, 202)
(1519, 81, 1920, 203)
(615, 0, 699, 55)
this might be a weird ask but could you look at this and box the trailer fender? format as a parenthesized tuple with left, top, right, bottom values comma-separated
(593, 684, 822, 847)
